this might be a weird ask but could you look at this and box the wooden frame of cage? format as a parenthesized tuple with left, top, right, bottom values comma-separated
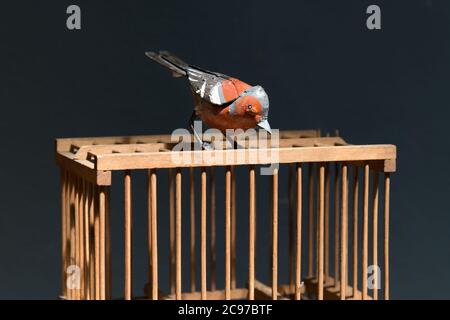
(56, 129, 396, 300)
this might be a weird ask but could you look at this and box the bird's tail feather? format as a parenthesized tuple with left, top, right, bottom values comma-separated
(145, 51, 188, 77)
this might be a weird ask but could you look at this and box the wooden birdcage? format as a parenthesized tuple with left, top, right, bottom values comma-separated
(55, 129, 396, 300)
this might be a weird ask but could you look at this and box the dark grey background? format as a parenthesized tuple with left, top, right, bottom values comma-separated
(1, 0, 449, 299)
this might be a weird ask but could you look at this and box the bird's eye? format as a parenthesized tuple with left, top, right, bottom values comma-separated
(247, 105, 253, 110)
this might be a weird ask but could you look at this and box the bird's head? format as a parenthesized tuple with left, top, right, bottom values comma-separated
(229, 85, 272, 134)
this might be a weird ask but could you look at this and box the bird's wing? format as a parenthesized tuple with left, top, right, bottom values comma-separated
(187, 66, 251, 106)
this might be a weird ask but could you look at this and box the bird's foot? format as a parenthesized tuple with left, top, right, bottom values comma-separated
(202, 141, 214, 151)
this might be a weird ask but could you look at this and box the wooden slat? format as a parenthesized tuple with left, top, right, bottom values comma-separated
(372, 173, 379, 300)
(269, 167, 273, 283)
(189, 168, 196, 293)
(340, 164, 348, 300)
(60, 170, 67, 298)
(150, 170, 158, 300)
(81, 181, 86, 300)
(225, 167, 231, 300)
(288, 164, 295, 290)
(145, 172, 156, 300)
(352, 166, 359, 297)
(147, 171, 152, 298)
(201, 168, 207, 300)
(124, 171, 132, 300)
(65, 171, 70, 298)
(248, 166, 256, 300)
(94, 185, 100, 299)
(362, 164, 369, 299)
(209, 168, 217, 291)
(231, 166, 237, 289)
(80, 179, 85, 300)
(272, 168, 279, 300)
(91, 145, 397, 171)
(99, 187, 107, 300)
(73, 174, 79, 300)
(83, 180, 89, 300)
(175, 168, 182, 300)
(295, 164, 302, 300)
(69, 173, 74, 298)
(66, 173, 72, 300)
(105, 187, 112, 299)
(318, 164, 325, 300)
(168, 169, 175, 295)
(334, 163, 340, 287)
(75, 176, 80, 300)
(324, 164, 330, 281)
(315, 165, 319, 292)
(383, 173, 390, 300)
(71, 176, 77, 299)
(88, 183, 95, 300)
(63, 172, 70, 299)
(83, 179, 90, 299)
(307, 164, 314, 278)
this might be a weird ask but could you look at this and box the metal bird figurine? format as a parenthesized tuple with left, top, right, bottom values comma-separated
(145, 51, 271, 150)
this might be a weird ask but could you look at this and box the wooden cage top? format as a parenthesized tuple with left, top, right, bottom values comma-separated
(55, 129, 396, 186)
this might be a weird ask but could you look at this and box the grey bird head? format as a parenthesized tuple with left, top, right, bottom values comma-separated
(229, 85, 272, 134)
(246, 86, 271, 134)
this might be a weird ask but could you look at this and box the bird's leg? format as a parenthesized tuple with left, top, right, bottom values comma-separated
(189, 111, 202, 145)
(225, 133, 240, 150)
(233, 139, 240, 150)
(189, 111, 213, 150)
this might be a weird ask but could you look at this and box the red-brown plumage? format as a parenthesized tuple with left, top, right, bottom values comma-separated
(194, 93, 263, 133)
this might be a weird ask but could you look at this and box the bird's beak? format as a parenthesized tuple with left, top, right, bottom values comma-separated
(257, 119, 272, 134)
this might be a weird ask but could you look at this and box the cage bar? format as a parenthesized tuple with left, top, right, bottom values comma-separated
(295, 164, 302, 300)
(362, 164, 369, 300)
(149, 169, 158, 300)
(168, 169, 175, 295)
(208, 169, 217, 292)
(334, 163, 340, 289)
(372, 173, 379, 300)
(383, 173, 390, 300)
(352, 166, 359, 298)
(231, 166, 237, 290)
(272, 168, 279, 300)
(307, 164, 314, 279)
(317, 164, 325, 300)
(175, 168, 182, 300)
(248, 165, 256, 300)
(201, 167, 207, 300)
(123, 171, 132, 300)
(225, 167, 232, 300)
(189, 168, 195, 293)
(340, 164, 348, 300)
(324, 164, 330, 284)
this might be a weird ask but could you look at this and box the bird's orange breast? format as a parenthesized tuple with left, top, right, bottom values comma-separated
(197, 102, 257, 133)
